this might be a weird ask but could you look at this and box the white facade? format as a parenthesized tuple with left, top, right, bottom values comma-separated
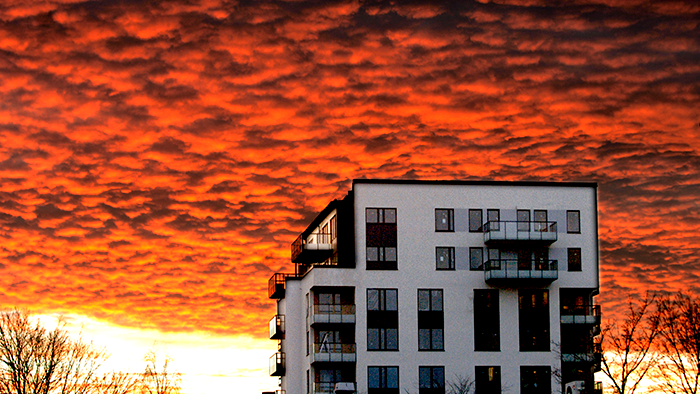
(266, 180, 601, 394)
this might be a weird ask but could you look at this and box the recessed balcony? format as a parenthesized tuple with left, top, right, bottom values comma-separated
(269, 352, 285, 376)
(311, 304, 356, 325)
(310, 342, 356, 363)
(562, 342, 602, 371)
(561, 304, 601, 325)
(484, 221, 558, 246)
(269, 315, 284, 339)
(484, 259, 558, 285)
(291, 231, 334, 264)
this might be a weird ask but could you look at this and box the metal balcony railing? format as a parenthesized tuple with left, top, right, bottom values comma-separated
(291, 231, 334, 263)
(484, 220, 558, 244)
(268, 273, 296, 299)
(484, 259, 558, 284)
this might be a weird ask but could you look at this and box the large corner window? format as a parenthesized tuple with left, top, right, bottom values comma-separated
(419, 366, 445, 394)
(567, 248, 582, 271)
(435, 209, 454, 232)
(436, 247, 455, 270)
(418, 289, 444, 351)
(474, 290, 500, 351)
(368, 366, 399, 394)
(476, 366, 501, 394)
(469, 209, 483, 232)
(519, 290, 550, 351)
(367, 289, 398, 351)
(567, 210, 581, 233)
(366, 208, 397, 270)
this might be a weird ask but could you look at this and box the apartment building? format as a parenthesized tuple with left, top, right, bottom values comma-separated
(265, 179, 601, 394)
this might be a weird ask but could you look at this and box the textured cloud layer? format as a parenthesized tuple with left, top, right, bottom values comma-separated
(0, 0, 698, 335)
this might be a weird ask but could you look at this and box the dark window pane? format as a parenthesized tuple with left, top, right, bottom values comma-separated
(517, 210, 530, 231)
(435, 209, 454, 232)
(469, 209, 483, 232)
(567, 210, 580, 233)
(470, 247, 484, 271)
(436, 247, 454, 270)
(568, 248, 582, 271)
(487, 209, 500, 231)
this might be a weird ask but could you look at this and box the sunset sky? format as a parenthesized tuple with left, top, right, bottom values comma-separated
(0, 0, 698, 392)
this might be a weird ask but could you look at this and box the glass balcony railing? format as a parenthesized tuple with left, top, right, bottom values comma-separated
(310, 342, 356, 363)
(269, 352, 285, 376)
(311, 304, 356, 324)
(269, 315, 284, 339)
(484, 221, 558, 245)
(561, 304, 601, 325)
(484, 259, 558, 285)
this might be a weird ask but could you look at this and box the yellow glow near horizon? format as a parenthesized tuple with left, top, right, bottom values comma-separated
(32, 313, 279, 394)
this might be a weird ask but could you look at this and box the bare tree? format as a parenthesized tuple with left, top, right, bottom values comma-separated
(446, 374, 475, 394)
(94, 372, 141, 394)
(599, 293, 661, 394)
(650, 292, 700, 394)
(141, 350, 180, 394)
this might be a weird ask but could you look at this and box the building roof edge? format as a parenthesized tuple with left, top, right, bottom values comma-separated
(352, 178, 597, 188)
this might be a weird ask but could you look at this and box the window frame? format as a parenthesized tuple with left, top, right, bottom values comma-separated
(367, 289, 399, 351)
(469, 209, 483, 232)
(435, 247, 455, 270)
(567, 210, 581, 234)
(435, 209, 454, 232)
(470, 247, 484, 271)
(517, 209, 530, 231)
(418, 289, 444, 351)
(487, 209, 500, 231)
(567, 248, 582, 272)
(419, 366, 445, 394)
(476, 366, 501, 394)
(368, 366, 399, 393)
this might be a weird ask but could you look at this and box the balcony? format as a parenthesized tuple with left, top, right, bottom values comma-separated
(484, 259, 558, 285)
(594, 382, 603, 394)
(561, 304, 601, 325)
(291, 231, 334, 264)
(311, 304, 356, 325)
(484, 221, 557, 246)
(269, 315, 284, 339)
(269, 352, 285, 376)
(562, 342, 602, 371)
(268, 273, 296, 299)
(310, 342, 356, 363)
(313, 382, 356, 394)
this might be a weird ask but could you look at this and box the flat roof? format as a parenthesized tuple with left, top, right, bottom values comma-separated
(352, 178, 597, 188)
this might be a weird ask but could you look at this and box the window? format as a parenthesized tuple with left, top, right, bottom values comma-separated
(517, 209, 530, 231)
(519, 290, 550, 351)
(470, 247, 484, 271)
(469, 209, 483, 232)
(368, 289, 398, 350)
(306, 369, 310, 394)
(476, 366, 501, 394)
(520, 366, 551, 394)
(367, 208, 397, 270)
(330, 215, 337, 241)
(419, 366, 445, 394)
(568, 248, 582, 271)
(567, 210, 581, 233)
(436, 247, 455, 270)
(534, 210, 547, 231)
(474, 290, 499, 351)
(418, 289, 444, 351)
(487, 209, 500, 231)
(368, 366, 399, 394)
(435, 209, 454, 232)
(317, 369, 343, 393)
